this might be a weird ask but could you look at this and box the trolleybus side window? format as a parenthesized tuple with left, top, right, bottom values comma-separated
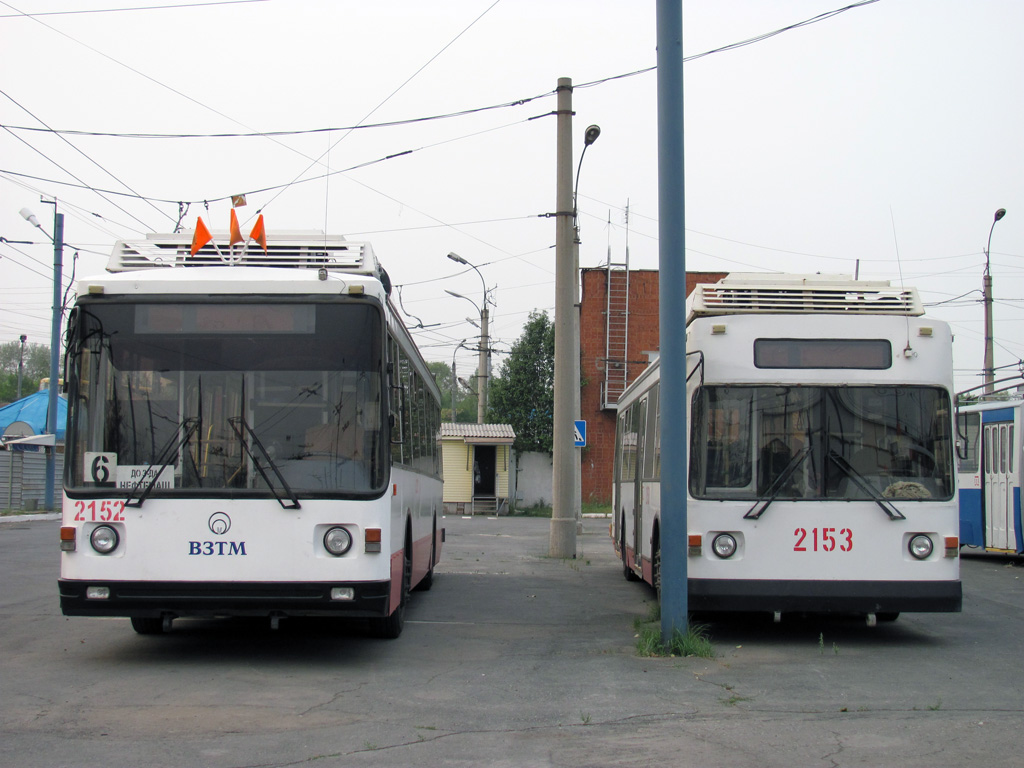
(956, 412, 981, 473)
(619, 407, 637, 483)
(647, 384, 661, 481)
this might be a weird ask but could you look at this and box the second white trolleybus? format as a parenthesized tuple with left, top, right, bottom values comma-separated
(613, 274, 961, 622)
(58, 231, 443, 638)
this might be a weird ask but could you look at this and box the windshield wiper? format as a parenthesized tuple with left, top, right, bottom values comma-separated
(827, 450, 905, 521)
(744, 446, 811, 520)
(228, 416, 301, 510)
(124, 417, 200, 508)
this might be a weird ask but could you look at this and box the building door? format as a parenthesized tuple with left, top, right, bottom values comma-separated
(474, 445, 497, 498)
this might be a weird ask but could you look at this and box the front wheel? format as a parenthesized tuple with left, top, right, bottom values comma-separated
(130, 616, 165, 635)
(368, 544, 410, 639)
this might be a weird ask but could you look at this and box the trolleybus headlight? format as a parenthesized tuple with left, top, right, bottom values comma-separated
(712, 533, 738, 559)
(323, 526, 353, 556)
(909, 534, 933, 560)
(90, 525, 119, 555)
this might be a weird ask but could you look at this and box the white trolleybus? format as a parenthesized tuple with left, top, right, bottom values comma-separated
(956, 398, 1024, 555)
(58, 231, 443, 638)
(612, 274, 962, 623)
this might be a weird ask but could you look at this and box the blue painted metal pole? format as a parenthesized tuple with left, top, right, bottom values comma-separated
(656, 0, 688, 642)
(45, 211, 63, 511)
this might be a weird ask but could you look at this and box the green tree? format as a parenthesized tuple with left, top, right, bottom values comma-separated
(0, 341, 49, 403)
(487, 311, 554, 454)
(427, 360, 477, 423)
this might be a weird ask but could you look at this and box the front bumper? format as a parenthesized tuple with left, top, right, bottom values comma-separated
(58, 579, 392, 619)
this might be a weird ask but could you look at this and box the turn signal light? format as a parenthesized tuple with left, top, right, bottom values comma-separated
(60, 527, 76, 552)
(365, 528, 382, 554)
(688, 534, 702, 556)
(945, 536, 959, 558)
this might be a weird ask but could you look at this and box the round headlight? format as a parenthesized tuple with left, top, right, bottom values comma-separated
(324, 526, 353, 556)
(712, 533, 738, 559)
(90, 525, 119, 554)
(909, 534, 933, 560)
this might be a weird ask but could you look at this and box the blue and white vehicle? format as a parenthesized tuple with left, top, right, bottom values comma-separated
(956, 399, 1023, 555)
(58, 232, 443, 637)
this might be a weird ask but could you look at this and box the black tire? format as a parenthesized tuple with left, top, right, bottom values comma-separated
(621, 516, 639, 582)
(131, 616, 165, 635)
(368, 535, 411, 639)
(416, 520, 436, 592)
(652, 533, 662, 601)
(877, 612, 900, 622)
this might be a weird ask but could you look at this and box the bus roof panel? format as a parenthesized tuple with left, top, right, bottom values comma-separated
(109, 232, 381, 276)
(687, 274, 924, 320)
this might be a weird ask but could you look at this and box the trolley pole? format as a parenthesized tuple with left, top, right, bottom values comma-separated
(550, 77, 577, 558)
(657, 0, 688, 641)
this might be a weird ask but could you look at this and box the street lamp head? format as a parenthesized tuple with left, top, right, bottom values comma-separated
(584, 124, 601, 146)
(19, 208, 41, 228)
(447, 251, 468, 265)
(995, 208, 1006, 222)
(444, 288, 464, 299)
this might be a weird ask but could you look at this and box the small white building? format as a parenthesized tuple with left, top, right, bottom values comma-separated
(440, 423, 515, 515)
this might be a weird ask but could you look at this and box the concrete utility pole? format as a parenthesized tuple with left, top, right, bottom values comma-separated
(656, 0, 689, 641)
(550, 77, 577, 558)
(982, 207, 1006, 394)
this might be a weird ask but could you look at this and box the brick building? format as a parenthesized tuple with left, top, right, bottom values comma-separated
(579, 267, 727, 504)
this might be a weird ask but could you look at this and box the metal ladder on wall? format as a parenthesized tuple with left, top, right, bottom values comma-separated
(603, 247, 630, 410)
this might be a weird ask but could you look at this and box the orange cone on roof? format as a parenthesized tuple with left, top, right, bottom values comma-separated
(250, 214, 267, 253)
(229, 208, 244, 246)
(190, 217, 212, 256)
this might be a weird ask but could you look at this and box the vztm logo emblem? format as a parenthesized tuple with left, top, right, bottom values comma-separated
(208, 512, 231, 535)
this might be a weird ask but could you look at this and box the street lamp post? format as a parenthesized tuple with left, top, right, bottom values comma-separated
(451, 340, 470, 422)
(571, 124, 601, 533)
(20, 204, 63, 511)
(983, 207, 1007, 395)
(17, 334, 27, 400)
(447, 252, 490, 424)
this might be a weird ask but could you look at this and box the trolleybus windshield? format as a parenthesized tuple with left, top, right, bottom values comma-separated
(689, 385, 954, 503)
(66, 300, 387, 497)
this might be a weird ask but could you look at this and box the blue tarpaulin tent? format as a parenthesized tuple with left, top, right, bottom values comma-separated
(0, 390, 67, 441)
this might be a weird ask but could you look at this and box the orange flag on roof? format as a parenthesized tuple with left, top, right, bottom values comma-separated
(249, 214, 267, 253)
(190, 217, 212, 256)
(229, 208, 244, 246)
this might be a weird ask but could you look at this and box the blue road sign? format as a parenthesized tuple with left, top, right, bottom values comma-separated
(574, 420, 587, 447)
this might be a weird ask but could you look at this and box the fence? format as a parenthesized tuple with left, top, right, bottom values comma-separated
(1, 450, 65, 511)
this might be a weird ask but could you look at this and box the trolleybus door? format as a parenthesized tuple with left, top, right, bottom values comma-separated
(984, 422, 1014, 550)
(631, 397, 648, 571)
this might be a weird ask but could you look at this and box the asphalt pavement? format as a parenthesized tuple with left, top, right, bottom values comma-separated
(1, 511, 1022, 767)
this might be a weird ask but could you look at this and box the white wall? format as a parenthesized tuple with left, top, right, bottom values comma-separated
(514, 451, 553, 508)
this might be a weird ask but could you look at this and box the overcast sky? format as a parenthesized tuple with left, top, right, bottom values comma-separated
(2, 0, 1021, 394)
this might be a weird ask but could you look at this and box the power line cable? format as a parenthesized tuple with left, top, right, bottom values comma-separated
(255, 0, 505, 217)
(0, 0, 267, 18)
(0, 95, 553, 140)
(1, 89, 170, 230)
